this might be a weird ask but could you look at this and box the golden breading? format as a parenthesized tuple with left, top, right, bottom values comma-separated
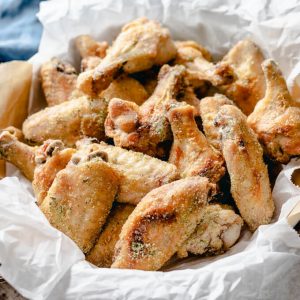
(177, 204, 243, 258)
(247, 59, 300, 163)
(0, 127, 38, 180)
(40, 58, 78, 106)
(112, 177, 216, 271)
(81, 56, 102, 72)
(76, 141, 179, 205)
(77, 18, 177, 96)
(23, 96, 108, 147)
(40, 150, 119, 253)
(86, 203, 135, 267)
(214, 104, 274, 231)
(219, 39, 265, 115)
(105, 64, 185, 157)
(33, 141, 75, 206)
(101, 74, 149, 106)
(199, 94, 234, 151)
(75, 35, 108, 58)
(175, 40, 235, 88)
(168, 104, 225, 182)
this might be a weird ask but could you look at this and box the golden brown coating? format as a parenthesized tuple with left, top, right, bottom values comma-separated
(81, 56, 102, 72)
(40, 58, 78, 106)
(219, 39, 265, 115)
(76, 141, 179, 205)
(75, 35, 108, 59)
(112, 177, 215, 271)
(23, 96, 108, 147)
(33, 141, 76, 206)
(214, 105, 274, 231)
(77, 18, 177, 96)
(247, 59, 300, 163)
(0, 127, 37, 180)
(40, 150, 119, 253)
(199, 94, 234, 151)
(178, 86, 201, 116)
(177, 204, 243, 258)
(86, 203, 135, 268)
(101, 74, 149, 106)
(105, 64, 185, 157)
(168, 105, 225, 183)
(174, 41, 235, 88)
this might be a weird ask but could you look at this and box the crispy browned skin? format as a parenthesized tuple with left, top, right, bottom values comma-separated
(174, 41, 235, 88)
(75, 35, 108, 58)
(112, 177, 215, 271)
(86, 203, 135, 267)
(40, 150, 119, 253)
(214, 105, 274, 231)
(40, 58, 78, 106)
(168, 105, 225, 182)
(177, 204, 243, 258)
(219, 39, 265, 115)
(105, 64, 185, 157)
(247, 60, 300, 163)
(33, 141, 76, 206)
(101, 74, 149, 106)
(75, 35, 108, 72)
(76, 140, 179, 205)
(77, 18, 177, 96)
(23, 96, 108, 147)
(0, 127, 37, 180)
(81, 56, 102, 72)
(199, 94, 234, 151)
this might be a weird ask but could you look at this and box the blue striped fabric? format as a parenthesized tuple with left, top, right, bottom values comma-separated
(0, 0, 44, 62)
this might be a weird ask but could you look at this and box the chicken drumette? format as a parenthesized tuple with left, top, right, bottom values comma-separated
(168, 104, 225, 182)
(0, 127, 37, 180)
(112, 177, 215, 271)
(214, 104, 274, 231)
(247, 59, 300, 163)
(105, 64, 185, 157)
(174, 41, 235, 88)
(77, 18, 177, 97)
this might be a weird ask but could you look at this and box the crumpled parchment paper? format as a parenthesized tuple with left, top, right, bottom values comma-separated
(0, 0, 300, 299)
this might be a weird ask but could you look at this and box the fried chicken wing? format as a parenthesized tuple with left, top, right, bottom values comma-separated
(77, 18, 177, 96)
(33, 141, 76, 206)
(76, 140, 179, 205)
(105, 64, 185, 157)
(101, 74, 148, 106)
(199, 94, 234, 151)
(174, 41, 235, 88)
(81, 56, 102, 72)
(40, 58, 78, 106)
(214, 105, 274, 231)
(86, 203, 135, 268)
(168, 105, 225, 182)
(23, 96, 108, 146)
(112, 177, 215, 271)
(177, 204, 243, 258)
(40, 149, 119, 253)
(247, 59, 300, 163)
(219, 39, 265, 115)
(0, 127, 38, 180)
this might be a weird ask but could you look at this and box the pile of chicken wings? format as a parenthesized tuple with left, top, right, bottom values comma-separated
(1, 17, 299, 271)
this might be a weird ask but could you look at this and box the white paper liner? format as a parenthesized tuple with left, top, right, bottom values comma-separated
(1, 0, 300, 299)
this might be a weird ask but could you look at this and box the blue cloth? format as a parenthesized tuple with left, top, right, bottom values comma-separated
(0, 0, 44, 62)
